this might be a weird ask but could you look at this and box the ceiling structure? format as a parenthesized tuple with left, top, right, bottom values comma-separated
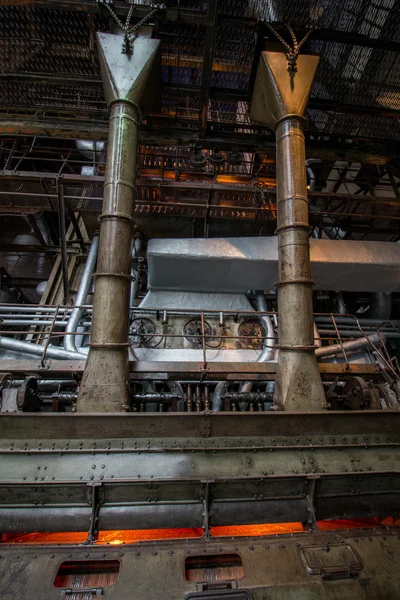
(1, 0, 400, 245)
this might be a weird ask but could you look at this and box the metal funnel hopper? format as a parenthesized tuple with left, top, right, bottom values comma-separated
(250, 51, 319, 127)
(97, 32, 161, 112)
(77, 33, 160, 412)
(251, 51, 326, 411)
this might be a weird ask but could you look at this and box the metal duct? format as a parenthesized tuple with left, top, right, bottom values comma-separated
(369, 293, 392, 320)
(255, 291, 275, 362)
(130, 236, 142, 307)
(0, 337, 84, 361)
(64, 234, 98, 354)
(251, 52, 325, 411)
(145, 237, 400, 294)
(77, 33, 160, 412)
(315, 332, 384, 359)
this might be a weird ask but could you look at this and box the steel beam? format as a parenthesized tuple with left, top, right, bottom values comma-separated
(198, 0, 218, 133)
(2, 117, 399, 162)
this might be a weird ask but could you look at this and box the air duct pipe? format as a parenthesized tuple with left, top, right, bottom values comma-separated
(315, 332, 384, 359)
(130, 236, 142, 308)
(251, 52, 325, 411)
(0, 337, 85, 361)
(77, 33, 160, 412)
(64, 235, 98, 354)
(255, 291, 275, 362)
(369, 292, 392, 320)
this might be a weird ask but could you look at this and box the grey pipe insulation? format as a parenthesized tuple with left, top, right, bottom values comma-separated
(64, 235, 99, 354)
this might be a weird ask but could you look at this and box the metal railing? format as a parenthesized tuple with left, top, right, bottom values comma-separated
(0, 303, 399, 377)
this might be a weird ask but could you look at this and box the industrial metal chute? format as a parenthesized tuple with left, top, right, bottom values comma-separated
(251, 51, 325, 411)
(77, 32, 161, 412)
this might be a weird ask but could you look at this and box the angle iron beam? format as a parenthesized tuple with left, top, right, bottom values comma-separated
(198, 0, 218, 133)
(0, 410, 400, 441)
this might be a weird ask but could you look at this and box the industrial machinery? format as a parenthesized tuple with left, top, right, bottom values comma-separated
(1, 1, 400, 599)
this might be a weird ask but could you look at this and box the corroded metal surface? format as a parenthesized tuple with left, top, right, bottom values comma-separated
(0, 412, 399, 533)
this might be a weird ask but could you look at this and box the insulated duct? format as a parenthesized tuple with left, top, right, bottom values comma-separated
(251, 52, 325, 411)
(77, 33, 160, 412)
(64, 234, 99, 354)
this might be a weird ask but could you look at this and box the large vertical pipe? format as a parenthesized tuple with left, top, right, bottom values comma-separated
(77, 33, 160, 412)
(250, 52, 325, 411)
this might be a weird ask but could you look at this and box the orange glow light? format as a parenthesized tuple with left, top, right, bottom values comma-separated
(2, 519, 398, 546)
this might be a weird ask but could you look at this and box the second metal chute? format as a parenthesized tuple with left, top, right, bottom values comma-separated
(251, 51, 325, 411)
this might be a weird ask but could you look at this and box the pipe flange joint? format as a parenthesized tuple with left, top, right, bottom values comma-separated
(93, 272, 134, 281)
(103, 179, 136, 191)
(89, 342, 132, 349)
(275, 278, 315, 286)
(98, 211, 135, 226)
(275, 222, 311, 234)
(275, 114, 306, 128)
(277, 344, 318, 351)
(109, 98, 142, 121)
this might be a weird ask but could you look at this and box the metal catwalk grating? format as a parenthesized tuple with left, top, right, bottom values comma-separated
(218, 0, 400, 42)
(0, 7, 109, 75)
(159, 21, 205, 86)
(211, 26, 256, 90)
(0, 1, 400, 145)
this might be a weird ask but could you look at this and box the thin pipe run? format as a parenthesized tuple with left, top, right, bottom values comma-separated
(56, 182, 69, 304)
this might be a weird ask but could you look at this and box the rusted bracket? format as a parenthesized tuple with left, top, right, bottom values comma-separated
(85, 482, 102, 544)
(305, 477, 318, 531)
(202, 480, 211, 539)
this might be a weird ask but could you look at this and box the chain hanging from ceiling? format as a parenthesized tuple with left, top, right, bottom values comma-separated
(265, 23, 314, 71)
(98, 1, 165, 54)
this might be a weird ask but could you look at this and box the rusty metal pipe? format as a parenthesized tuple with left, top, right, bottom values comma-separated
(77, 102, 139, 412)
(77, 32, 160, 412)
(251, 52, 326, 411)
(274, 115, 325, 410)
